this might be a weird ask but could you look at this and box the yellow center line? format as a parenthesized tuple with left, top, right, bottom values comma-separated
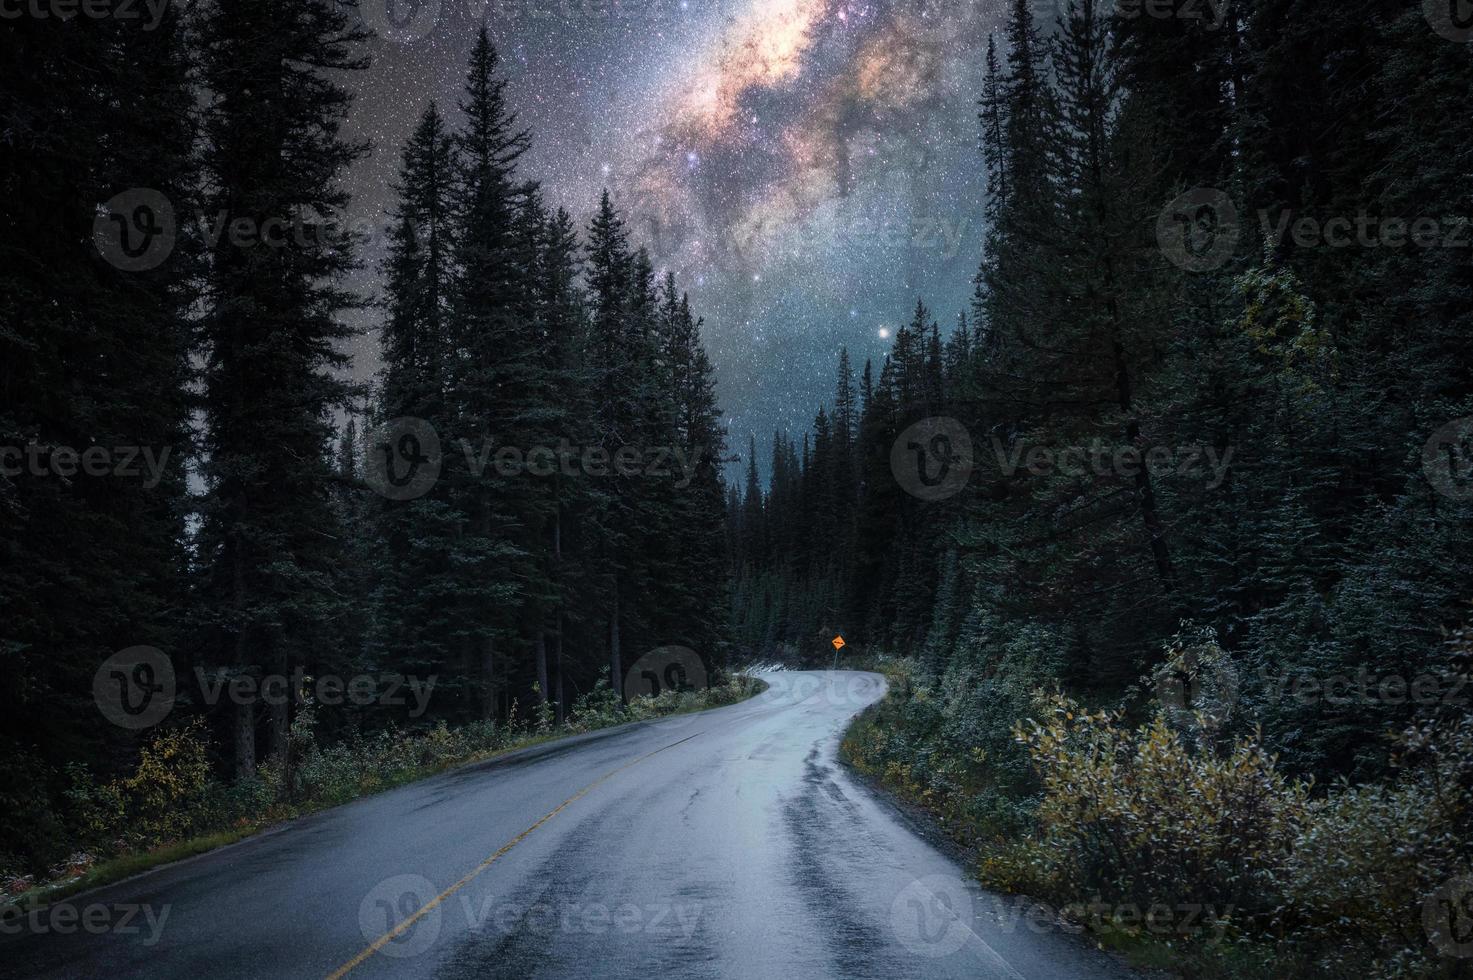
(326, 730, 705, 979)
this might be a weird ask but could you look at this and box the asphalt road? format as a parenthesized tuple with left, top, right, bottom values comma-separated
(2, 671, 1137, 980)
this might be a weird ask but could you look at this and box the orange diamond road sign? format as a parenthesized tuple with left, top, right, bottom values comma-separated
(832, 636, 845, 651)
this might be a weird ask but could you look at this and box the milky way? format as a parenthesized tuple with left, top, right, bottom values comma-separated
(344, 0, 999, 477)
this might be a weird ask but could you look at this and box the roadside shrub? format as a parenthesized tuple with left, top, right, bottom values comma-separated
(0, 749, 68, 879)
(843, 620, 1473, 976)
(85, 722, 214, 849)
(4, 673, 763, 906)
(568, 679, 624, 731)
(844, 638, 1056, 849)
(1278, 709, 1473, 978)
(1015, 694, 1315, 923)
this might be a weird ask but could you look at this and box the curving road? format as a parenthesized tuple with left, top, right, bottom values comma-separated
(2, 671, 1137, 980)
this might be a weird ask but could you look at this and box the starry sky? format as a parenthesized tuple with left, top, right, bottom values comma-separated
(341, 0, 1000, 478)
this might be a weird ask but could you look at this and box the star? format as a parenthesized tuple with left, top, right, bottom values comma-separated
(340, 0, 988, 481)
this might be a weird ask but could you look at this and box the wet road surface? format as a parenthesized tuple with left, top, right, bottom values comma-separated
(2, 671, 1138, 979)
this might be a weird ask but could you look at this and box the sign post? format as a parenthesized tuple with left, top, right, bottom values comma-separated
(830, 635, 845, 671)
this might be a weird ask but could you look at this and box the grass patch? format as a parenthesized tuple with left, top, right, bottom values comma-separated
(1, 674, 767, 918)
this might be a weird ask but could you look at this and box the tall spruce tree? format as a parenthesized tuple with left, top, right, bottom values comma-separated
(444, 29, 536, 720)
(367, 100, 471, 721)
(195, 0, 371, 775)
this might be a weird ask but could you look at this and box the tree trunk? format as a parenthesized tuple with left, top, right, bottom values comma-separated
(1108, 316, 1177, 595)
(552, 487, 564, 723)
(266, 644, 289, 764)
(231, 538, 256, 778)
(234, 695, 256, 780)
(267, 696, 289, 762)
(554, 613, 565, 725)
(480, 634, 496, 721)
(535, 627, 549, 705)
(609, 573, 622, 698)
(477, 486, 497, 720)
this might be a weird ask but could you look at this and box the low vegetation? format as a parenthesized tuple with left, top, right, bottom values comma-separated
(843, 627, 1473, 979)
(1, 675, 761, 913)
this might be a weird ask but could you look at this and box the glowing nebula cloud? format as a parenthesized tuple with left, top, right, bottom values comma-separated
(613, 0, 986, 276)
(344, 0, 997, 466)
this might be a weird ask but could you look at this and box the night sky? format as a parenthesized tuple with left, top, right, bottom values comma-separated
(341, 0, 999, 478)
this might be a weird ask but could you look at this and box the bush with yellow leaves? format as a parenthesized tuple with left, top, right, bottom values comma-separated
(845, 625, 1473, 975)
(1008, 625, 1473, 976)
(1014, 693, 1315, 928)
(62, 721, 214, 850)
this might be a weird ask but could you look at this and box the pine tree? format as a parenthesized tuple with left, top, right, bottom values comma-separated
(661, 277, 730, 662)
(583, 192, 639, 692)
(366, 99, 470, 721)
(443, 28, 536, 720)
(536, 206, 589, 719)
(195, 0, 371, 775)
